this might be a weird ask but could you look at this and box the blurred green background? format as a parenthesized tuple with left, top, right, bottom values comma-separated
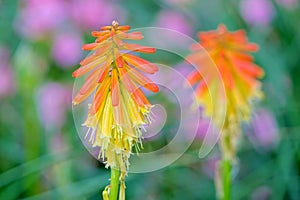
(0, 0, 299, 199)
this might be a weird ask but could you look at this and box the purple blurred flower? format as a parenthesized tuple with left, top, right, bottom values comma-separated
(0, 68, 15, 98)
(240, 0, 275, 26)
(276, 0, 298, 8)
(37, 82, 72, 130)
(50, 133, 69, 153)
(51, 32, 82, 68)
(154, 10, 192, 35)
(201, 155, 220, 179)
(196, 118, 214, 140)
(173, 64, 220, 142)
(147, 62, 218, 142)
(0, 48, 15, 98)
(248, 109, 279, 149)
(0, 47, 10, 61)
(251, 186, 272, 200)
(70, 0, 126, 30)
(164, 0, 192, 7)
(15, 0, 67, 39)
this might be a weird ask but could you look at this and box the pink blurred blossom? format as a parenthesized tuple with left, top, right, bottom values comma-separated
(164, 0, 192, 7)
(37, 82, 72, 130)
(248, 109, 279, 149)
(276, 0, 298, 8)
(0, 48, 15, 97)
(0, 68, 15, 98)
(15, 0, 67, 39)
(240, 0, 275, 26)
(50, 133, 69, 153)
(251, 186, 272, 200)
(51, 32, 83, 68)
(154, 10, 192, 35)
(173, 64, 218, 142)
(70, 0, 126, 30)
(147, 63, 216, 142)
(201, 155, 220, 179)
(196, 118, 214, 140)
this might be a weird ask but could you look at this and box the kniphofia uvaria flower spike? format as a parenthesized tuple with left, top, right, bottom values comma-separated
(72, 20, 159, 200)
(187, 24, 264, 128)
(186, 24, 264, 199)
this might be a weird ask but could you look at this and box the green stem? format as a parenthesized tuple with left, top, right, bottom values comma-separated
(221, 159, 232, 200)
(109, 168, 120, 200)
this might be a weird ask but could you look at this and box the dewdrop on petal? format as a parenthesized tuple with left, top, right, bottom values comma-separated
(72, 20, 159, 173)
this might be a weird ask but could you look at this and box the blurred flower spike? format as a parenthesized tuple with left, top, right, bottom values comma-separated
(187, 24, 264, 199)
(187, 24, 264, 133)
(72, 21, 159, 173)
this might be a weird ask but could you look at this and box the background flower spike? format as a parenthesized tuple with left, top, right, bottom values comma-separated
(187, 24, 264, 200)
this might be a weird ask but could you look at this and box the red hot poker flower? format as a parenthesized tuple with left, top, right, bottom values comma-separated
(72, 21, 159, 173)
(187, 24, 264, 129)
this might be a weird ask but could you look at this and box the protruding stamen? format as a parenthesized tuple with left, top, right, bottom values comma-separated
(112, 20, 119, 28)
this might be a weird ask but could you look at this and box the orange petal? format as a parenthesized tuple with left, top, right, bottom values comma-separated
(82, 43, 99, 51)
(218, 24, 228, 33)
(116, 56, 124, 68)
(79, 44, 110, 66)
(228, 51, 253, 62)
(186, 52, 216, 75)
(73, 71, 100, 104)
(190, 43, 205, 52)
(79, 55, 97, 66)
(234, 43, 259, 52)
(79, 54, 106, 67)
(91, 30, 109, 37)
(220, 66, 235, 89)
(123, 43, 156, 54)
(118, 25, 131, 31)
(198, 31, 218, 42)
(236, 70, 256, 89)
(94, 43, 111, 56)
(131, 88, 150, 107)
(118, 32, 144, 40)
(97, 63, 110, 83)
(73, 57, 105, 78)
(119, 67, 136, 93)
(73, 88, 97, 106)
(114, 49, 124, 68)
(95, 34, 111, 43)
(128, 68, 159, 92)
(216, 56, 235, 89)
(111, 68, 120, 106)
(187, 71, 202, 86)
(90, 77, 111, 114)
(237, 61, 264, 78)
(113, 37, 124, 46)
(227, 53, 264, 78)
(97, 55, 112, 83)
(232, 30, 247, 43)
(194, 81, 208, 97)
(123, 54, 158, 74)
(79, 70, 100, 95)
